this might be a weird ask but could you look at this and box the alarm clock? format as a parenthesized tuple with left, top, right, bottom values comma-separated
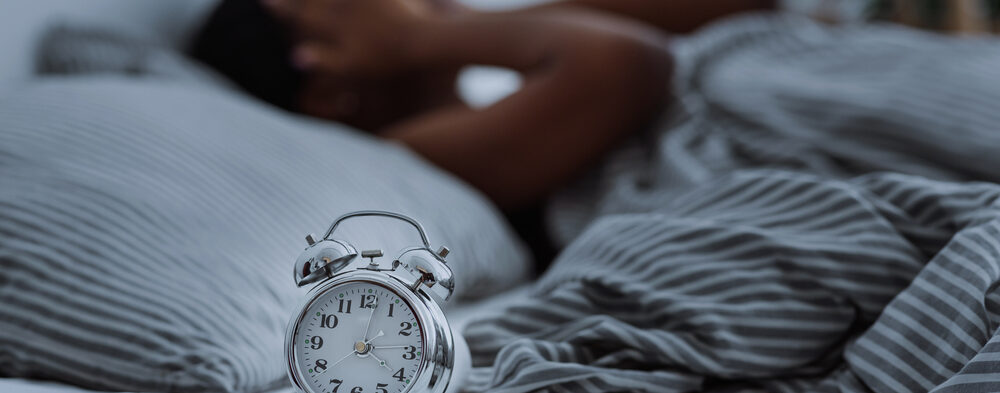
(285, 211, 457, 393)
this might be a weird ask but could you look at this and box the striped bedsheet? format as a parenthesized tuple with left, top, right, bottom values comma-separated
(463, 14, 1000, 393)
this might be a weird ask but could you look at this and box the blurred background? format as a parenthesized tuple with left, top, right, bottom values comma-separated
(2, 0, 998, 88)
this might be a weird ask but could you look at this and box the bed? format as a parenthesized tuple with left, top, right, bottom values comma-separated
(5, 1, 1000, 393)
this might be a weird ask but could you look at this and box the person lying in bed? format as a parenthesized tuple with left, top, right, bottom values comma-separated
(193, 0, 774, 211)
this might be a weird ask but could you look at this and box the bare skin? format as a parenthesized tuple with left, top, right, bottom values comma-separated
(266, 0, 772, 209)
(525, 0, 777, 33)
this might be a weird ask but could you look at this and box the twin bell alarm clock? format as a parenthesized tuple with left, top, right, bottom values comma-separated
(284, 211, 458, 393)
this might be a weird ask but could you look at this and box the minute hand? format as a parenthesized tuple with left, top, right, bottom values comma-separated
(363, 300, 377, 341)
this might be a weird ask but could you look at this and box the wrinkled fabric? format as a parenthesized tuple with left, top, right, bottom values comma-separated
(464, 14, 1000, 393)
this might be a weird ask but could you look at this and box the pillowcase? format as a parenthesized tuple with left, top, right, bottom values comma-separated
(0, 77, 530, 392)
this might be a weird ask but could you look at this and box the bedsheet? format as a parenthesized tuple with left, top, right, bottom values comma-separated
(0, 285, 531, 393)
(462, 13, 1000, 393)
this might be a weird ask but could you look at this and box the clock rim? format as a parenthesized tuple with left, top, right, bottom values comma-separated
(284, 270, 453, 393)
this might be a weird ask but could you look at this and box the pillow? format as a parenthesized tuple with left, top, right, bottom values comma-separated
(0, 77, 531, 392)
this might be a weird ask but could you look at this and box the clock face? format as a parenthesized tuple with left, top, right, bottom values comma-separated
(292, 281, 424, 393)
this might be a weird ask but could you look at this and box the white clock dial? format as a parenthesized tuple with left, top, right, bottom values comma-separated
(293, 281, 424, 393)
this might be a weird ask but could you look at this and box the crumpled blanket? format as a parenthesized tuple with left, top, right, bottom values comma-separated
(463, 13, 1000, 393)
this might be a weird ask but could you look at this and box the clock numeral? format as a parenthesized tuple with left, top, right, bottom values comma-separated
(393, 368, 405, 382)
(387, 303, 394, 318)
(402, 345, 416, 360)
(315, 359, 328, 372)
(376, 383, 388, 393)
(398, 321, 413, 336)
(330, 379, 343, 393)
(338, 299, 352, 314)
(320, 314, 339, 329)
(360, 294, 377, 309)
(310, 336, 323, 349)
(350, 387, 363, 393)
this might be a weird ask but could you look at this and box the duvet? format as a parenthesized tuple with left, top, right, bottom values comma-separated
(464, 14, 1000, 393)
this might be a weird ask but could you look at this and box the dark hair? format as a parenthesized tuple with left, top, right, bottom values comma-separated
(189, 0, 303, 110)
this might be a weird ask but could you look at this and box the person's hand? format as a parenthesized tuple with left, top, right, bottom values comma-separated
(264, 0, 431, 76)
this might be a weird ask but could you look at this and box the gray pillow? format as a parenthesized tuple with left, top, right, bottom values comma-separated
(0, 78, 530, 392)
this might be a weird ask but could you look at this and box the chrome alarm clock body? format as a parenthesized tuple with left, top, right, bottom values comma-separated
(285, 211, 455, 393)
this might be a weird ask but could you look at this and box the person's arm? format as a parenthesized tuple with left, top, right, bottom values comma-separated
(384, 10, 671, 209)
(526, 0, 777, 33)
(269, 0, 672, 209)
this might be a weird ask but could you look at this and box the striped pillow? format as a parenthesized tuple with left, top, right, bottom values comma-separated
(0, 77, 530, 392)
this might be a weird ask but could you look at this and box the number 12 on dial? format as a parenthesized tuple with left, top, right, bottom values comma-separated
(293, 282, 423, 393)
